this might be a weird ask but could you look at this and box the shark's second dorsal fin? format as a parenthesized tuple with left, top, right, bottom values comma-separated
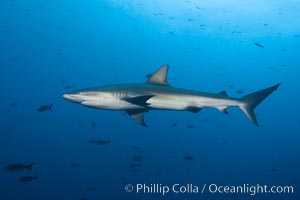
(147, 65, 169, 86)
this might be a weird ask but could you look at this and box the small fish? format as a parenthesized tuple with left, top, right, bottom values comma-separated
(129, 163, 141, 168)
(186, 125, 195, 129)
(91, 121, 96, 128)
(171, 122, 177, 127)
(132, 144, 141, 150)
(37, 103, 54, 112)
(18, 175, 38, 183)
(69, 162, 80, 167)
(132, 155, 144, 162)
(269, 168, 278, 172)
(183, 156, 193, 161)
(88, 139, 111, 145)
(254, 42, 264, 48)
(168, 31, 176, 36)
(77, 120, 85, 126)
(9, 102, 18, 107)
(4, 162, 35, 172)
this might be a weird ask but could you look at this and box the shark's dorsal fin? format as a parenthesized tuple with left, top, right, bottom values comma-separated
(147, 65, 169, 86)
(126, 109, 148, 127)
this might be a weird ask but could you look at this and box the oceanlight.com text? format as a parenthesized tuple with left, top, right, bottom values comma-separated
(124, 183, 294, 196)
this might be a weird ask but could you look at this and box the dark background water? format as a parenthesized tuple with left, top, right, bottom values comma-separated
(1, 0, 299, 199)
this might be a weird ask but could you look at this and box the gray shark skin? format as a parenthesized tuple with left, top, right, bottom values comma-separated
(63, 65, 280, 127)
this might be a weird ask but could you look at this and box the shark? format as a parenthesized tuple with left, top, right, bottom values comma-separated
(63, 65, 280, 127)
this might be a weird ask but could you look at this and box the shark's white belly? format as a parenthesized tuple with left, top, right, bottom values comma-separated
(147, 95, 196, 110)
(148, 94, 241, 111)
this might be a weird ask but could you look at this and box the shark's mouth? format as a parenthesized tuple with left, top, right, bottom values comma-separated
(63, 94, 84, 103)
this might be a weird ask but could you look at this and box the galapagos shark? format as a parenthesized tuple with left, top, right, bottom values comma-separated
(63, 65, 280, 127)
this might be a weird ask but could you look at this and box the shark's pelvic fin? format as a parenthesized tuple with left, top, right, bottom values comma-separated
(239, 83, 281, 127)
(126, 109, 148, 127)
(122, 95, 155, 107)
(217, 106, 229, 114)
(147, 64, 169, 86)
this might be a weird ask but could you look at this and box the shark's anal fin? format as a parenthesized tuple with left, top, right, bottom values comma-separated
(147, 64, 170, 86)
(186, 106, 202, 113)
(126, 109, 148, 127)
(122, 95, 155, 107)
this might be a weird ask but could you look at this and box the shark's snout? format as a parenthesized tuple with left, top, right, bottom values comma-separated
(63, 94, 83, 103)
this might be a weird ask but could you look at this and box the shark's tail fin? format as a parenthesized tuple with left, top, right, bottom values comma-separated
(239, 83, 280, 127)
(26, 162, 36, 171)
(48, 103, 54, 111)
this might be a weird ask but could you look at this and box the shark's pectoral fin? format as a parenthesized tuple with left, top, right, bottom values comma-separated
(122, 95, 155, 107)
(147, 64, 170, 86)
(217, 106, 229, 114)
(126, 109, 148, 127)
(186, 106, 202, 113)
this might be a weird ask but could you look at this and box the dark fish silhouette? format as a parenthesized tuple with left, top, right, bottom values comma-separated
(18, 175, 38, 183)
(254, 42, 264, 48)
(186, 125, 195, 129)
(132, 155, 144, 162)
(132, 145, 141, 150)
(171, 122, 177, 127)
(9, 102, 18, 107)
(129, 163, 141, 168)
(4, 162, 35, 172)
(37, 103, 54, 112)
(88, 139, 111, 145)
(91, 121, 96, 128)
(183, 156, 193, 161)
(269, 168, 278, 172)
(69, 162, 80, 167)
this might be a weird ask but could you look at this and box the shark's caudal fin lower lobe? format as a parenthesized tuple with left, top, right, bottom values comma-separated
(239, 83, 280, 127)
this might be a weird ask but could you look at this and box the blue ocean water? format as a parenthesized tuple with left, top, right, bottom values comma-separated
(1, 0, 299, 199)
